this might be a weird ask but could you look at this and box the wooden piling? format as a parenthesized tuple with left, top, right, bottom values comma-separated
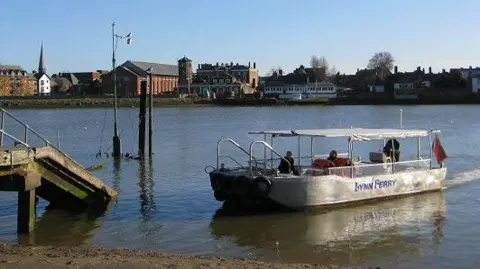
(17, 189, 36, 234)
(139, 80, 147, 155)
(148, 71, 154, 156)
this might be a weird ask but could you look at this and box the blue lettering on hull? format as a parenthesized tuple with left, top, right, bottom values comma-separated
(354, 179, 397, 192)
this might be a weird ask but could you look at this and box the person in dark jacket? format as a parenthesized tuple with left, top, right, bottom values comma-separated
(278, 151, 298, 175)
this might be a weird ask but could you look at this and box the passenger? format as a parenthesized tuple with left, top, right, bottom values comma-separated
(327, 150, 352, 167)
(327, 150, 338, 162)
(278, 151, 298, 175)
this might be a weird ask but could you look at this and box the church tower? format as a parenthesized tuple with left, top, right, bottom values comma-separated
(38, 42, 46, 75)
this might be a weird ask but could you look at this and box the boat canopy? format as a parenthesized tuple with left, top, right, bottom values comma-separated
(248, 128, 440, 141)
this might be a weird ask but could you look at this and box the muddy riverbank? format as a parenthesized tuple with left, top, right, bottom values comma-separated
(0, 243, 342, 269)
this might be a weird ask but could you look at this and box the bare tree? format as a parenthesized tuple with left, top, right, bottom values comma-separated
(311, 55, 340, 81)
(267, 66, 283, 76)
(367, 51, 395, 79)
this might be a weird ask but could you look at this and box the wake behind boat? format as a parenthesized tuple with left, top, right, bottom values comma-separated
(206, 128, 448, 210)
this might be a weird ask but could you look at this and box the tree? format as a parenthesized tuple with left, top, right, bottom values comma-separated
(310, 55, 336, 81)
(267, 66, 283, 76)
(367, 51, 395, 79)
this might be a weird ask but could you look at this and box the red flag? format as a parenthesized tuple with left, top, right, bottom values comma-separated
(432, 135, 447, 164)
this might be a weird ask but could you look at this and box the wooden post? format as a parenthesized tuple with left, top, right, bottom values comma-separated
(17, 189, 36, 234)
(148, 70, 154, 156)
(138, 80, 147, 155)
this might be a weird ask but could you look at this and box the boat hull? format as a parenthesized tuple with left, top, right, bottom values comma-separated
(268, 168, 447, 210)
(209, 167, 447, 210)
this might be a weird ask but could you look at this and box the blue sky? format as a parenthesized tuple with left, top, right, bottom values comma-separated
(1, 0, 479, 76)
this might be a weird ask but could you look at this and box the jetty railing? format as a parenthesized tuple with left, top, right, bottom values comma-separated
(302, 159, 432, 178)
(0, 108, 80, 165)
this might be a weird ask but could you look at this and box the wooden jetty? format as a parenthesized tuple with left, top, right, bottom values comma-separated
(0, 108, 117, 234)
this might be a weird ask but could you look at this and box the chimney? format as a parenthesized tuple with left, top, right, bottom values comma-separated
(394, 65, 398, 74)
(422, 68, 425, 74)
(253, 62, 256, 69)
(417, 66, 421, 72)
(279, 69, 283, 76)
(216, 62, 219, 67)
(198, 64, 200, 69)
(429, 67, 432, 74)
(230, 61, 233, 66)
(356, 68, 359, 73)
(442, 68, 446, 73)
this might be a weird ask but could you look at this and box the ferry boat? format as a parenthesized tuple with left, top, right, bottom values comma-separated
(206, 128, 448, 210)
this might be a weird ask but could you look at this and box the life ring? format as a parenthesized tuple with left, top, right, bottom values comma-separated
(253, 176, 272, 198)
(205, 165, 215, 174)
(312, 159, 336, 168)
(214, 189, 227, 201)
(235, 176, 251, 196)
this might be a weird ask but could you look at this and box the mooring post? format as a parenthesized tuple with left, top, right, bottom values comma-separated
(17, 189, 36, 234)
(148, 68, 154, 156)
(0, 110, 4, 146)
(138, 80, 147, 155)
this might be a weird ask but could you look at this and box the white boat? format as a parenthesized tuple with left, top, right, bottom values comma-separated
(206, 128, 448, 210)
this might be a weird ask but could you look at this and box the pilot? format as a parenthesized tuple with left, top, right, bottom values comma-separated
(278, 151, 298, 175)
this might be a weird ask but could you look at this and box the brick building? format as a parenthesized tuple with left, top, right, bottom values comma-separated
(0, 65, 37, 96)
(101, 60, 178, 97)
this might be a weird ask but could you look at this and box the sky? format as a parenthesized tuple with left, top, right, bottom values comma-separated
(1, 0, 479, 76)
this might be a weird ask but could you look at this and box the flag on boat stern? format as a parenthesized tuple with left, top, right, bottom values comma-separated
(432, 135, 447, 164)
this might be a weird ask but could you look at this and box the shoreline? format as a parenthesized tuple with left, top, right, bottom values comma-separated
(0, 243, 342, 269)
(1, 96, 480, 109)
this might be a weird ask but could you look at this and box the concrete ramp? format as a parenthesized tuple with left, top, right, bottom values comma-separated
(0, 146, 117, 233)
(0, 146, 117, 204)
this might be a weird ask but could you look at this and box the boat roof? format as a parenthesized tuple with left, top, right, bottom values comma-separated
(248, 128, 440, 140)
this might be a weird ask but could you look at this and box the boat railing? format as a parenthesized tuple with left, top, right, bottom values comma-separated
(262, 153, 350, 166)
(249, 140, 289, 178)
(217, 138, 258, 170)
(302, 159, 433, 178)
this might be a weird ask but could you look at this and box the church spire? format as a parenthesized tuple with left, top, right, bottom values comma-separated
(38, 41, 46, 75)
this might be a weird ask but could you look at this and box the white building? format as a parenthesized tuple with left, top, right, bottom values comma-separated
(264, 82, 337, 99)
(38, 73, 51, 96)
(472, 77, 480, 93)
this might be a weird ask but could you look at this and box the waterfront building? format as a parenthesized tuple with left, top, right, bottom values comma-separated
(101, 60, 178, 97)
(177, 58, 258, 98)
(262, 65, 337, 99)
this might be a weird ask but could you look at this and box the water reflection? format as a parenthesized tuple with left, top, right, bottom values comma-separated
(112, 158, 121, 192)
(138, 158, 156, 221)
(209, 192, 446, 265)
(17, 208, 106, 246)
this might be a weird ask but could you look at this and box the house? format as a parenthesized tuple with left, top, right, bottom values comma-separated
(54, 71, 105, 95)
(101, 60, 178, 97)
(176, 57, 258, 98)
(195, 61, 259, 88)
(450, 67, 480, 79)
(472, 76, 480, 93)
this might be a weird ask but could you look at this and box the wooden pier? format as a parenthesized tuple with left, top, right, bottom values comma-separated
(0, 108, 117, 234)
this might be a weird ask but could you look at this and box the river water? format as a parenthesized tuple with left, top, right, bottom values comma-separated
(0, 105, 479, 269)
